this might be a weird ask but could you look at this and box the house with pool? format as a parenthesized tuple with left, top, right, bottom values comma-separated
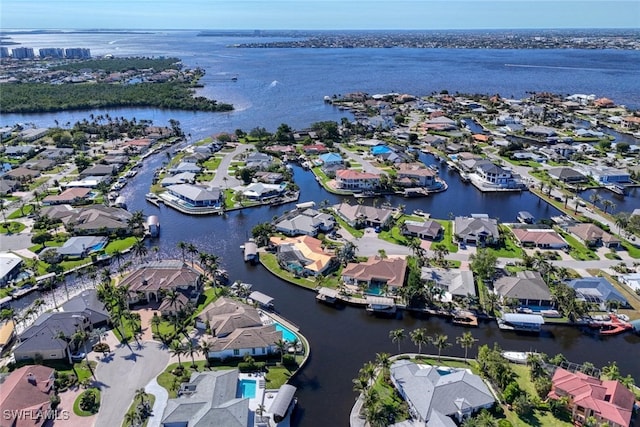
(390, 359, 495, 426)
(342, 256, 407, 295)
(161, 369, 297, 427)
(269, 235, 336, 277)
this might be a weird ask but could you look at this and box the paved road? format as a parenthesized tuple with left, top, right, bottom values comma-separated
(337, 146, 385, 174)
(208, 143, 252, 188)
(95, 340, 169, 427)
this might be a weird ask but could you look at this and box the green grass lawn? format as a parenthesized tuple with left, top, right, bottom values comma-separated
(121, 393, 156, 427)
(260, 253, 318, 289)
(486, 226, 524, 258)
(620, 241, 640, 259)
(8, 203, 35, 219)
(158, 361, 297, 398)
(104, 237, 138, 254)
(334, 215, 364, 238)
(557, 231, 599, 261)
(311, 166, 330, 185)
(202, 157, 222, 171)
(0, 222, 26, 234)
(73, 388, 101, 416)
(433, 219, 459, 253)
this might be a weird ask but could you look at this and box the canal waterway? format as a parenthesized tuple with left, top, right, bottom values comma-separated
(3, 30, 640, 426)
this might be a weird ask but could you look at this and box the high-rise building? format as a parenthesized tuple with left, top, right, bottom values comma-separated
(39, 48, 65, 58)
(64, 48, 91, 59)
(0, 47, 9, 58)
(11, 47, 35, 59)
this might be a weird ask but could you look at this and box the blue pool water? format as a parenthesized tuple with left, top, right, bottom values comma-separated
(275, 322, 297, 342)
(89, 241, 107, 252)
(238, 379, 256, 399)
(366, 284, 385, 296)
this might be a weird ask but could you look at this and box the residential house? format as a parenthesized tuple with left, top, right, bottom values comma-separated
(318, 152, 343, 166)
(303, 143, 328, 155)
(0, 365, 56, 427)
(59, 289, 110, 327)
(118, 260, 203, 304)
(454, 215, 499, 246)
(332, 202, 394, 229)
(42, 187, 92, 205)
(79, 164, 118, 178)
(270, 235, 335, 277)
(567, 223, 620, 248)
(245, 152, 273, 169)
(67, 205, 133, 235)
(168, 161, 201, 175)
(206, 325, 282, 360)
(51, 235, 108, 258)
(0, 178, 19, 195)
(5, 167, 40, 181)
(18, 128, 48, 141)
(0, 252, 23, 287)
(494, 271, 553, 307)
(511, 228, 568, 249)
(274, 208, 335, 237)
(160, 370, 250, 426)
(549, 367, 634, 427)
(4, 145, 39, 158)
(566, 277, 629, 310)
(254, 171, 284, 184)
(166, 184, 223, 207)
(342, 256, 407, 293)
(401, 220, 443, 241)
(64, 176, 108, 189)
(420, 267, 476, 300)
(390, 359, 495, 426)
(195, 297, 262, 335)
(13, 312, 92, 362)
(396, 163, 439, 188)
(548, 167, 588, 183)
(242, 182, 285, 200)
(160, 172, 196, 187)
(334, 169, 381, 191)
(23, 159, 55, 171)
(475, 162, 517, 187)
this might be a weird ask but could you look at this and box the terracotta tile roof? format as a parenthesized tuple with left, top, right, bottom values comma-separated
(336, 169, 380, 180)
(342, 256, 407, 288)
(511, 228, 567, 247)
(269, 235, 334, 273)
(0, 365, 55, 427)
(550, 367, 634, 427)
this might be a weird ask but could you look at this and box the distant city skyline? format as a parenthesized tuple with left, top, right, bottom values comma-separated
(1, 0, 639, 31)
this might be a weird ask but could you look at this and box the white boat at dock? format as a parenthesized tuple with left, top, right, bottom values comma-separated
(501, 351, 540, 364)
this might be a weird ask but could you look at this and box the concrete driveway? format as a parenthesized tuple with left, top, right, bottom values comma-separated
(94, 340, 169, 427)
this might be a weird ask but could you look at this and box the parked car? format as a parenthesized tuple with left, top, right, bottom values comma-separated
(71, 352, 86, 361)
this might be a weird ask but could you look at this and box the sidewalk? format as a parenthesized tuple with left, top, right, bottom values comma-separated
(145, 377, 169, 427)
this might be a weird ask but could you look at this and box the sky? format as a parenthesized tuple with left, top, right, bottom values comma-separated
(1, 0, 639, 30)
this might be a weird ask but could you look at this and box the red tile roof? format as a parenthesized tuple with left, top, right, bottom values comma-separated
(549, 367, 634, 427)
(0, 365, 55, 427)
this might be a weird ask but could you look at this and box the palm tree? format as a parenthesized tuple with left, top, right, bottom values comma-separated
(389, 328, 406, 354)
(456, 331, 477, 363)
(186, 243, 198, 267)
(132, 239, 148, 264)
(601, 199, 615, 214)
(199, 341, 212, 365)
(410, 328, 429, 354)
(589, 192, 601, 207)
(432, 334, 451, 361)
(150, 313, 162, 336)
(169, 340, 185, 368)
(123, 411, 140, 427)
(134, 388, 147, 406)
(184, 340, 200, 368)
(375, 352, 391, 379)
(275, 339, 288, 364)
(177, 241, 187, 262)
(359, 361, 377, 386)
(111, 249, 124, 271)
(352, 375, 369, 394)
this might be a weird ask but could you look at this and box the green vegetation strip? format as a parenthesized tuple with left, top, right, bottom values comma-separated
(73, 388, 101, 416)
(121, 393, 156, 427)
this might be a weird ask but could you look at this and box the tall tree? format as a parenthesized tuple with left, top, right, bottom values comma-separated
(432, 334, 451, 361)
(456, 331, 477, 363)
(389, 329, 406, 354)
(410, 328, 429, 354)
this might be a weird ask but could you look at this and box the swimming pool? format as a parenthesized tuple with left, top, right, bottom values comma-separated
(238, 379, 256, 399)
(274, 322, 297, 343)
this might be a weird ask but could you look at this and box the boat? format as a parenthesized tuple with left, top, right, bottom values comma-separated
(146, 215, 160, 237)
(501, 351, 540, 364)
(413, 209, 425, 217)
(590, 313, 633, 336)
(451, 310, 478, 327)
(605, 183, 627, 196)
(459, 172, 470, 182)
(365, 296, 397, 315)
(498, 313, 545, 333)
(316, 287, 339, 305)
(354, 191, 377, 198)
(243, 239, 258, 263)
(125, 169, 137, 178)
(517, 211, 535, 224)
